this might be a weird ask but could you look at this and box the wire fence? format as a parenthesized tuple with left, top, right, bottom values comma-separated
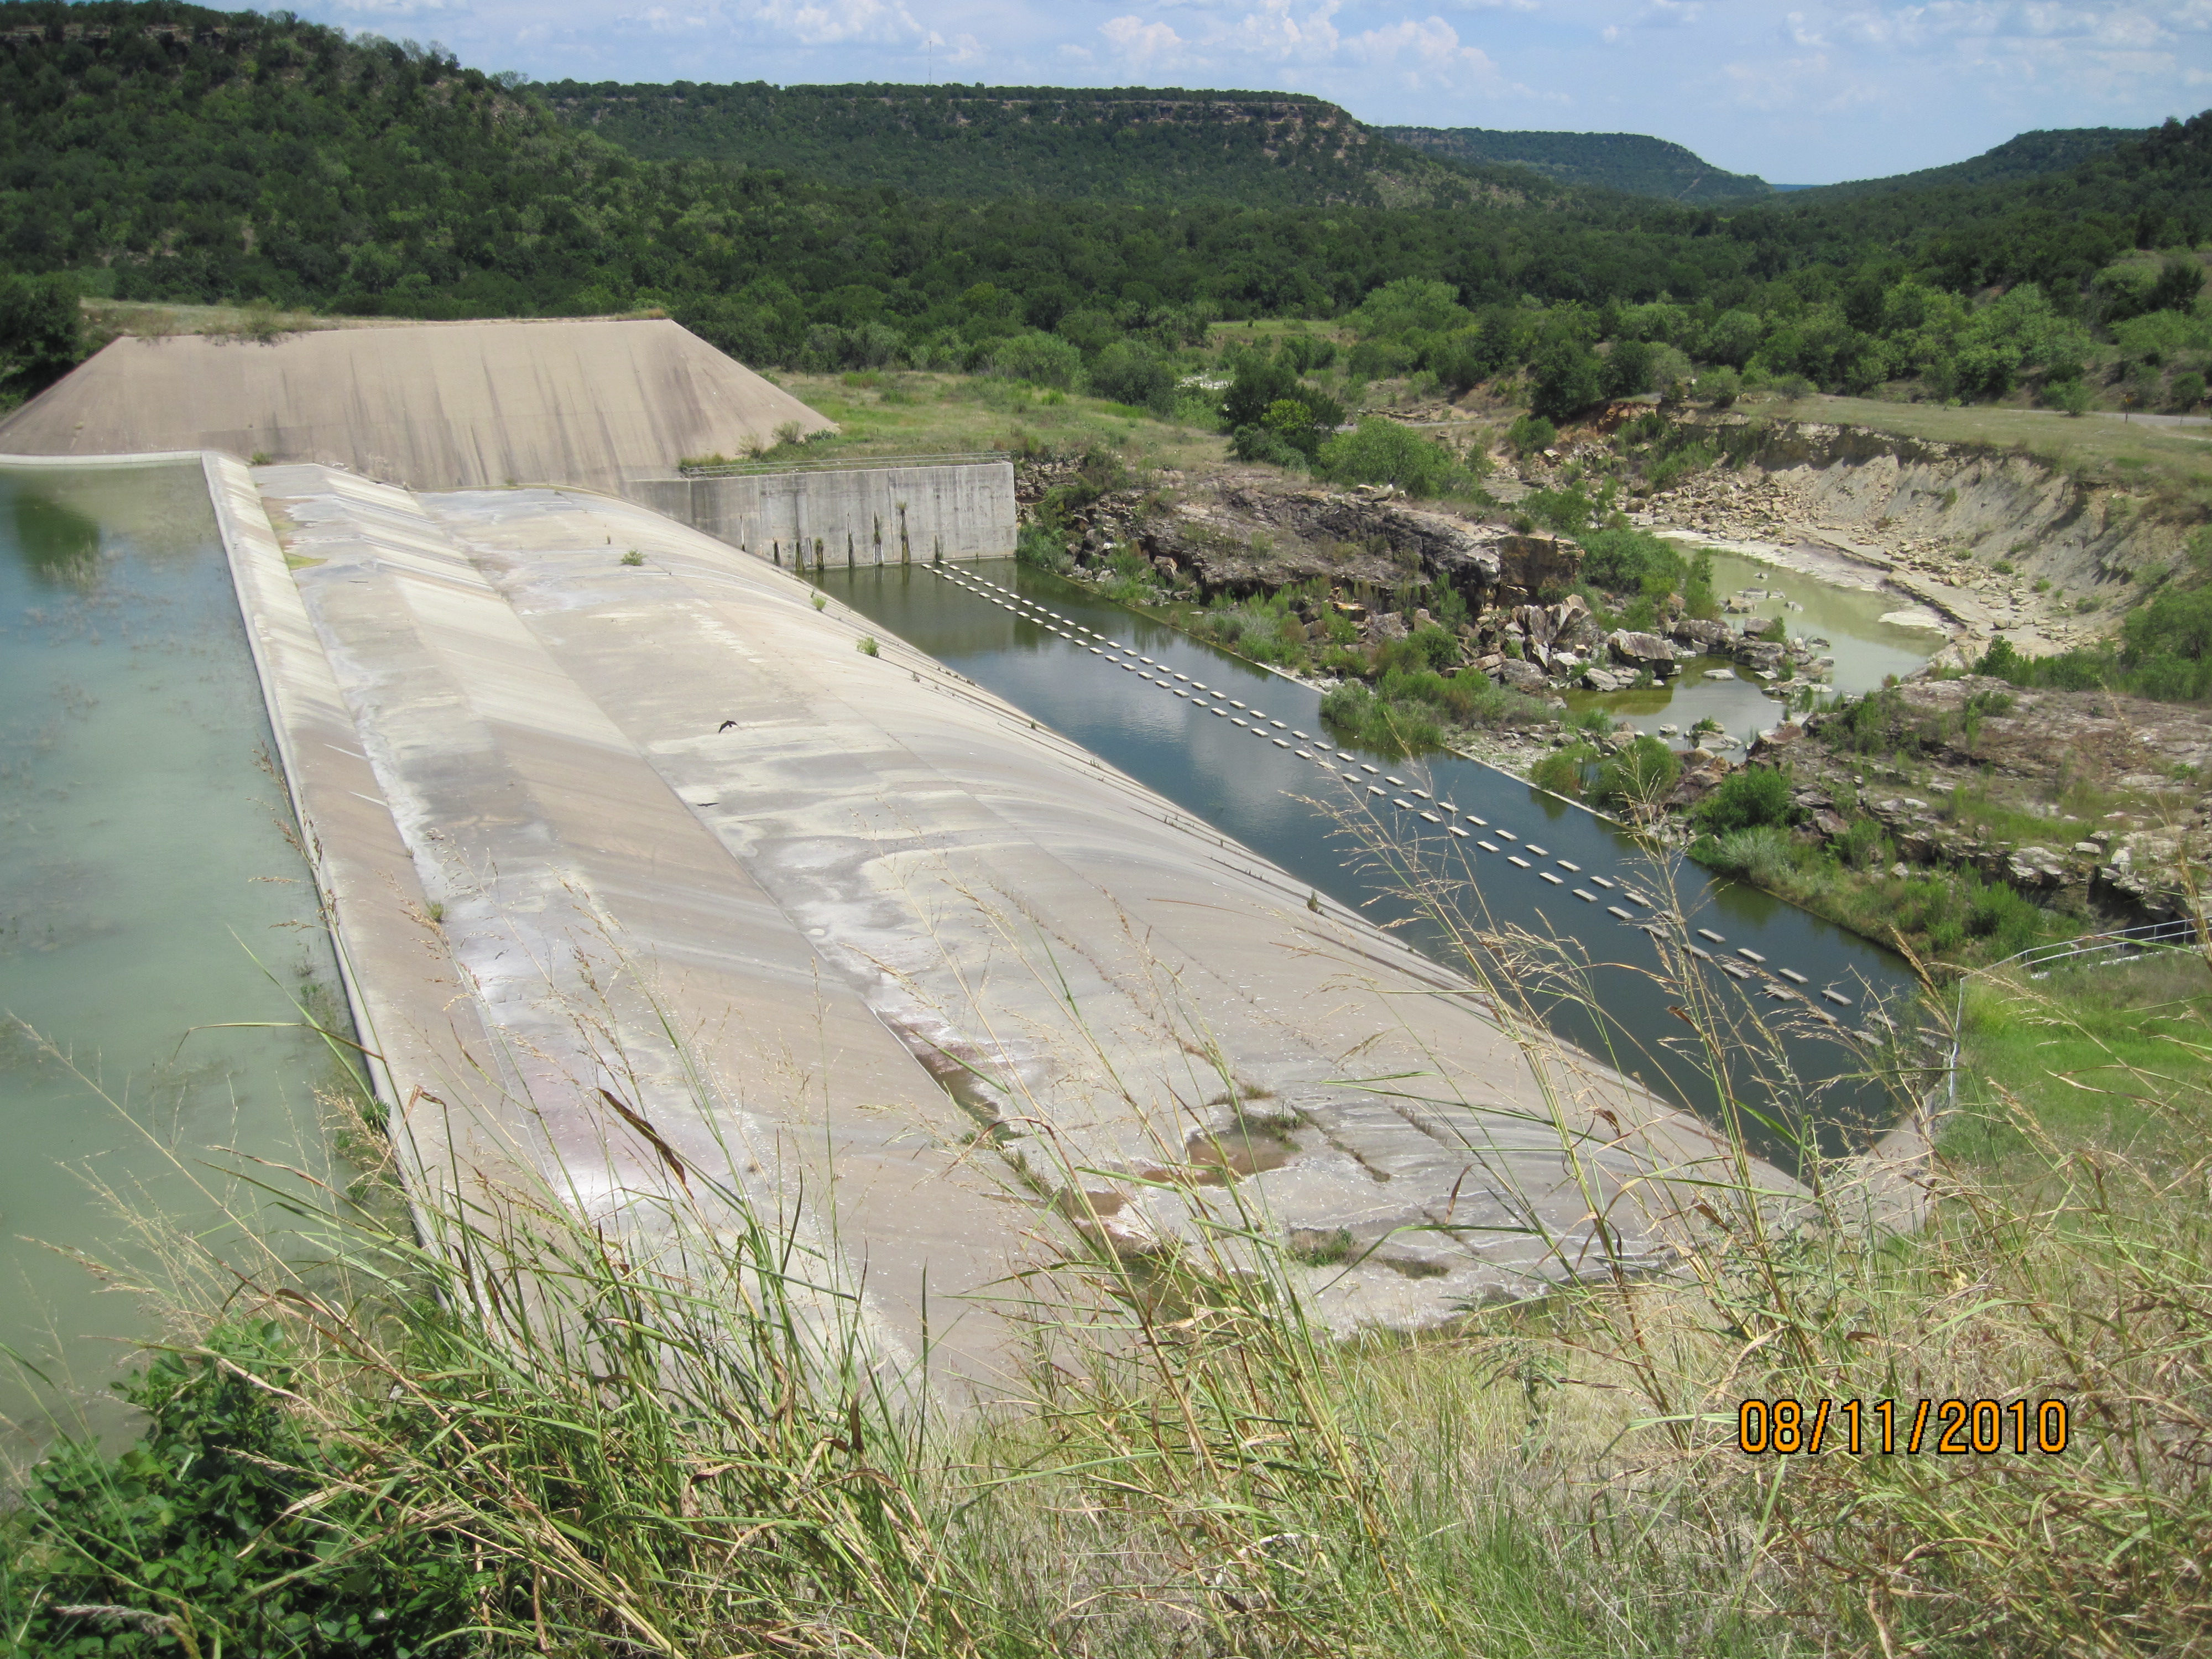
(1943, 914, 2205, 1119)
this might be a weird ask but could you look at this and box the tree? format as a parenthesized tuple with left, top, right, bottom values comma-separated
(0, 273, 83, 404)
(1600, 338, 1652, 400)
(1528, 333, 1604, 421)
(1088, 340, 1175, 412)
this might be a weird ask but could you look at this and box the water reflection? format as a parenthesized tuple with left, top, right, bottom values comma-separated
(815, 558, 1929, 1168)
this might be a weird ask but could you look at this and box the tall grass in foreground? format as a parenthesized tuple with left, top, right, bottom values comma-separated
(5, 819, 2210, 1656)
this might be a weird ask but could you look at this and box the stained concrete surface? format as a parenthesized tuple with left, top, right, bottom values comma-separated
(0, 320, 833, 494)
(221, 462, 1774, 1377)
(629, 460, 1017, 564)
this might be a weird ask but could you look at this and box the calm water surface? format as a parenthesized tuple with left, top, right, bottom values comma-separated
(815, 557, 1925, 1160)
(1, 463, 340, 1462)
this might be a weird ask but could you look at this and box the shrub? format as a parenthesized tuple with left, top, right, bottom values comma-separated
(1698, 766, 1793, 834)
(1505, 414, 1556, 456)
(987, 331, 1082, 388)
(1592, 735, 1681, 814)
(1698, 366, 1741, 406)
(1531, 743, 1595, 797)
(1016, 521, 1072, 571)
(1229, 423, 1308, 469)
(1518, 486, 1596, 535)
(1314, 419, 1469, 497)
(3, 1325, 480, 1656)
(1697, 825, 1796, 885)
(1087, 340, 1176, 413)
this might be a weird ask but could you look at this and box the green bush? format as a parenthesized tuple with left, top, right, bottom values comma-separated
(1592, 735, 1681, 813)
(1314, 419, 1469, 497)
(1531, 743, 1595, 797)
(1228, 422, 1309, 469)
(2, 1324, 481, 1657)
(1016, 520, 1072, 571)
(1505, 414, 1556, 456)
(1519, 486, 1597, 535)
(1697, 766, 1793, 834)
(1087, 339, 1176, 413)
(987, 330, 1082, 388)
(1698, 825, 1796, 885)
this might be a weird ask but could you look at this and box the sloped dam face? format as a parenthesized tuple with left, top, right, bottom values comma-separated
(8, 457, 1909, 1426)
(810, 559, 1920, 1149)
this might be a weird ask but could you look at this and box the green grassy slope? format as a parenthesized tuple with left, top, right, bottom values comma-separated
(1381, 125, 1772, 201)
(536, 81, 1516, 208)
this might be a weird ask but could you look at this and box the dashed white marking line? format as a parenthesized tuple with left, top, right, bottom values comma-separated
(1507, 855, 1532, 869)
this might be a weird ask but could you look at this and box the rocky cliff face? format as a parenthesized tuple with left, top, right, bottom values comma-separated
(1635, 416, 2202, 657)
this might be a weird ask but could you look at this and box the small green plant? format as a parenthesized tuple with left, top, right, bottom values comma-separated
(249, 449, 272, 466)
(620, 549, 645, 566)
(811, 593, 827, 611)
(425, 899, 445, 922)
(1993, 559, 2016, 576)
(857, 634, 879, 656)
(2032, 577, 2051, 593)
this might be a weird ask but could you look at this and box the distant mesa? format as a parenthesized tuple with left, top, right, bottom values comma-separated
(1380, 126, 1773, 202)
(0, 318, 834, 494)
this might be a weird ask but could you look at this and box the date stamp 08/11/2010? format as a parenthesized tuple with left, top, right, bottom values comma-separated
(1737, 1398, 2070, 1457)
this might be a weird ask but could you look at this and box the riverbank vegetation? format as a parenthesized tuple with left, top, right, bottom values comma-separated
(5, 835, 2207, 1657)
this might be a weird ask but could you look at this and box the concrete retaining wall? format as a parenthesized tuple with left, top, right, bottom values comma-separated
(628, 460, 1016, 565)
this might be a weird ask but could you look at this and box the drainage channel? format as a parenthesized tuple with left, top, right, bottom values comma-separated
(813, 559, 1924, 1157)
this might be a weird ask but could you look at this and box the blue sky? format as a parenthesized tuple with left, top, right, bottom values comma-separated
(285, 0, 2212, 182)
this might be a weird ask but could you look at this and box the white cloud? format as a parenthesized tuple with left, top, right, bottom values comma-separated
(1100, 12, 1191, 65)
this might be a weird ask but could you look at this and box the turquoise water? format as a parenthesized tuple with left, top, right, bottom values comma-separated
(0, 463, 341, 1465)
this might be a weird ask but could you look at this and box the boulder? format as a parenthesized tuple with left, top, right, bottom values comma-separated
(1745, 723, 1804, 764)
(1671, 618, 1732, 650)
(1372, 612, 1410, 643)
(1581, 666, 1633, 692)
(1493, 533, 1580, 603)
(1734, 640, 1787, 674)
(1496, 658, 1550, 693)
(1607, 630, 1678, 672)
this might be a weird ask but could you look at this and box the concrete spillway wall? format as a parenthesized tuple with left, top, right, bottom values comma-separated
(628, 460, 1016, 564)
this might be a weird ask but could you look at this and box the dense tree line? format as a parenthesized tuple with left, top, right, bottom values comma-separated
(537, 82, 1505, 209)
(0, 0, 2206, 418)
(1380, 126, 1772, 202)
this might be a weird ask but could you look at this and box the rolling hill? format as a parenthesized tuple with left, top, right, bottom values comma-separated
(1786, 126, 2149, 201)
(1380, 126, 1772, 202)
(534, 82, 1522, 209)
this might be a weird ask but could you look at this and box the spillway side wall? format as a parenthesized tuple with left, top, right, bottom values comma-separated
(628, 461, 1017, 565)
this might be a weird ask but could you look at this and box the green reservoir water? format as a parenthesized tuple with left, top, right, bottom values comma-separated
(1572, 549, 1944, 744)
(0, 463, 340, 1464)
